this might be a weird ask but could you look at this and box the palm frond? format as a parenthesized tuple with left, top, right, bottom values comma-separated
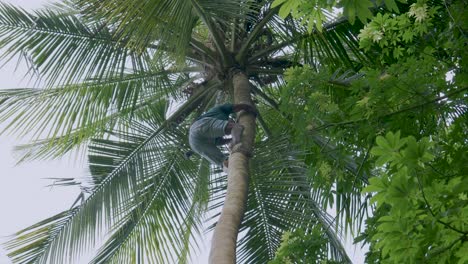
(237, 6, 279, 63)
(0, 68, 200, 161)
(3, 210, 76, 264)
(207, 135, 351, 263)
(0, 3, 154, 86)
(2, 84, 218, 263)
(247, 12, 370, 72)
(87, 129, 206, 264)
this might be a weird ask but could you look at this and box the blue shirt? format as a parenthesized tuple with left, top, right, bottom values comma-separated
(196, 104, 233, 121)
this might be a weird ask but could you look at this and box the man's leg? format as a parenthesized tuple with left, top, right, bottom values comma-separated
(224, 120, 244, 146)
(189, 118, 227, 166)
(199, 143, 228, 166)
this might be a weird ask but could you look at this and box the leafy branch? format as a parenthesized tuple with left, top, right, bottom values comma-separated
(311, 86, 468, 131)
(415, 172, 467, 236)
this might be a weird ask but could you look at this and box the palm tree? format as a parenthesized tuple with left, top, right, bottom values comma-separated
(0, 0, 370, 263)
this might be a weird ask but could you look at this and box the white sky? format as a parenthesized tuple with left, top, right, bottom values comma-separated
(0, 1, 365, 263)
(0, 2, 87, 264)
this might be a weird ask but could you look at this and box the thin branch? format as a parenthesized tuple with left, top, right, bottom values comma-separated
(416, 173, 467, 235)
(426, 234, 466, 259)
(380, 87, 467, 117)
(426, 163, 458, 178)
(443, 0, 466, 38)
(311, 87, 468, 131)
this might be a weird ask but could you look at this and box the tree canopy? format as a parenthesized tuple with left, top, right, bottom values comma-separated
(0, 0, 466, 263)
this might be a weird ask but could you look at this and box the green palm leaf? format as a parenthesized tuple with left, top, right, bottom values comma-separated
(3, 210, 76, 264)
(246, 13, 370, 73)
(2, 85, 218, 263)
(76, 0, 253, 62)
(206, 135, 352, 263)
(0, 67, 202, 161)
(87, 130, 205, 263)
(0, 3, 153, 86)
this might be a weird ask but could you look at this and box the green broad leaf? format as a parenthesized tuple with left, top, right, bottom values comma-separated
(402, 30, 414, 42)
(370, 193, 386, 206)
(363, 177, 387, 193)
(355, 1, 374, 23)
(372, 133, 408, 166)
(271, 0, 288, 8)
(312, 10, 324, 32)
(278, 0, 300, 18)
(381, 242, 391, 257)
(384, 0, 400, 13)
(455, 241, 468, 263)
(418, 137, 434, 162)
(377, 215, 394, 222)
(392, 46, 404, 58)
(373, 13, 386, 25)
(341, 1, 356, 24)
(377, 222, 399, 233)
(453, 177, 468, 194)
(375, 155, 393, 167)
(403, 136, 433, 166)
(386, 131, 405, 150)
(308, 17, 315, 33)
(374, 136, 392, 154)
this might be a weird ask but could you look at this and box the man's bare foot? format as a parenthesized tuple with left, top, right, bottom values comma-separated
(231, 123, 244, 146)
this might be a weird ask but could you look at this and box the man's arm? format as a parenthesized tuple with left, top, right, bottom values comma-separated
(232, 103, 258, 116)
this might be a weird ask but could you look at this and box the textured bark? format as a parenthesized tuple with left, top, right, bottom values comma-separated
(209, 71, 255, 264)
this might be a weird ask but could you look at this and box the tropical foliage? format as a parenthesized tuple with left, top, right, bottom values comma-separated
(0, 0, 466, 263)
(268, 226, 343, 264)
(274, 0, 467, 263)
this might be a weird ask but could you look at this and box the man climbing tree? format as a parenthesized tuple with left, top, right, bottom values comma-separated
(188, 103, 257, 172)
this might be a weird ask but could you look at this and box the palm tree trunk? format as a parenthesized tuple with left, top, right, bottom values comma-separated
(209, 71, 256, 264)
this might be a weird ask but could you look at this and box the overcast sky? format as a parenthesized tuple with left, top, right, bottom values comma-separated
(0, 1, 85, 263)
(0, 1, 365, 263)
